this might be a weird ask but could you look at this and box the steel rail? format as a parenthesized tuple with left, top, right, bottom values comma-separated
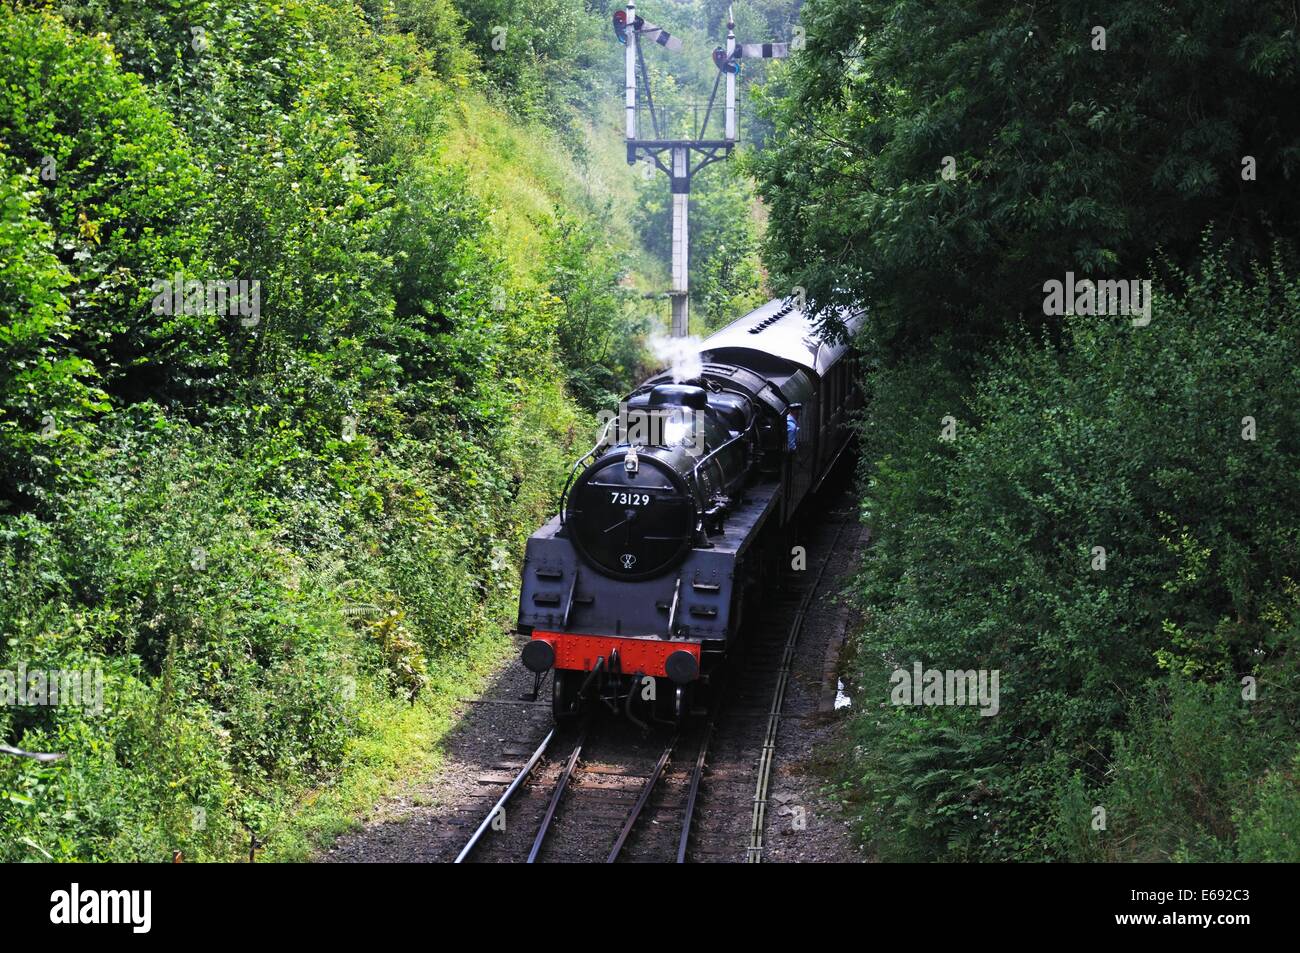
(676, 714, 716, 863)
(454, 727, 556, 864)
(606, 732, 680, 863)
(527, 725, 588, 863)
(746, 518, 849, 863)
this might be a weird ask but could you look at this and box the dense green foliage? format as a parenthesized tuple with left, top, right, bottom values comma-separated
(754, 0, 1300, 353)
(849, 255, 1300, 860)
(0, 0, 649, 859)
(453, 0, 605, 130)
(753, 0, 1300, 860)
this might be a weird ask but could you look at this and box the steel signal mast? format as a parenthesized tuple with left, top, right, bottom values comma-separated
(616, 4, 788, 338)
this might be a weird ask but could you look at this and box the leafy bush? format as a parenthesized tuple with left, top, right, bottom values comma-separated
(753, 0, 1300, 352)
(0, 159, 105, 506)
(847, 250, 1300, 860)
(544, 209, 644, 407)
(450, 0, 606, 131)
(0, 0, 644, 860)
(0, 5, 214, 405)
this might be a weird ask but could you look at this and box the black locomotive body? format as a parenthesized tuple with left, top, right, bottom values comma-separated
(517, 298, 862, 723)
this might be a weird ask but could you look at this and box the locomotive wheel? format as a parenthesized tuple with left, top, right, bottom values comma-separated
(552, 670, 580, 723)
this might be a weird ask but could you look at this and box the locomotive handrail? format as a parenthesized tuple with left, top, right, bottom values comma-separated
(558, 418, 616, 523)
(559, 389, 761, 524)
(666, 574, 682, 635)
(561, 569, 579, 629)
(686, 409, 759, 507)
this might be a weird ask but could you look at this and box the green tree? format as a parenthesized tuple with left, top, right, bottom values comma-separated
(0, 160, 106, 505)
(848, 253, 1300, 860)
(544, 209, 643, 407)
(753, 0, 1300, 356)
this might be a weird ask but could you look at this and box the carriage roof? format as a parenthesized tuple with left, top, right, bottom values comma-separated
(698, 297, 862, 378)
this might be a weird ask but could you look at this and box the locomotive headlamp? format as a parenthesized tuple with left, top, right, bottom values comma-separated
(624, 446, 639, 474)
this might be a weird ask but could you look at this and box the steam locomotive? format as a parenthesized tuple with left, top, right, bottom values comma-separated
(517, 298, 862, 723)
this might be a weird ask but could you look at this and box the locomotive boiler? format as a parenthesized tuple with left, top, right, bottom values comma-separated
(517, 298, 862, 724)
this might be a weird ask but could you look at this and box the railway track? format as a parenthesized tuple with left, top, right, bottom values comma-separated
(746, 515, 848, 862)
(455, 716, 715, 863)
(454, 497, 854, 864)
(679, 502, 854, 862)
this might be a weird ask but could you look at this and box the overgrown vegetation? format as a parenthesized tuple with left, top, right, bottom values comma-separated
(846, 255, 1300, 861)
(756, 0, 1300, 860)
(0, 0, 657, 860)
(754, 0, 1300, 351)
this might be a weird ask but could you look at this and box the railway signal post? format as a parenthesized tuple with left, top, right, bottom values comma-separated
(617, 4, 739, 338)
(617, 5, 790, 337)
